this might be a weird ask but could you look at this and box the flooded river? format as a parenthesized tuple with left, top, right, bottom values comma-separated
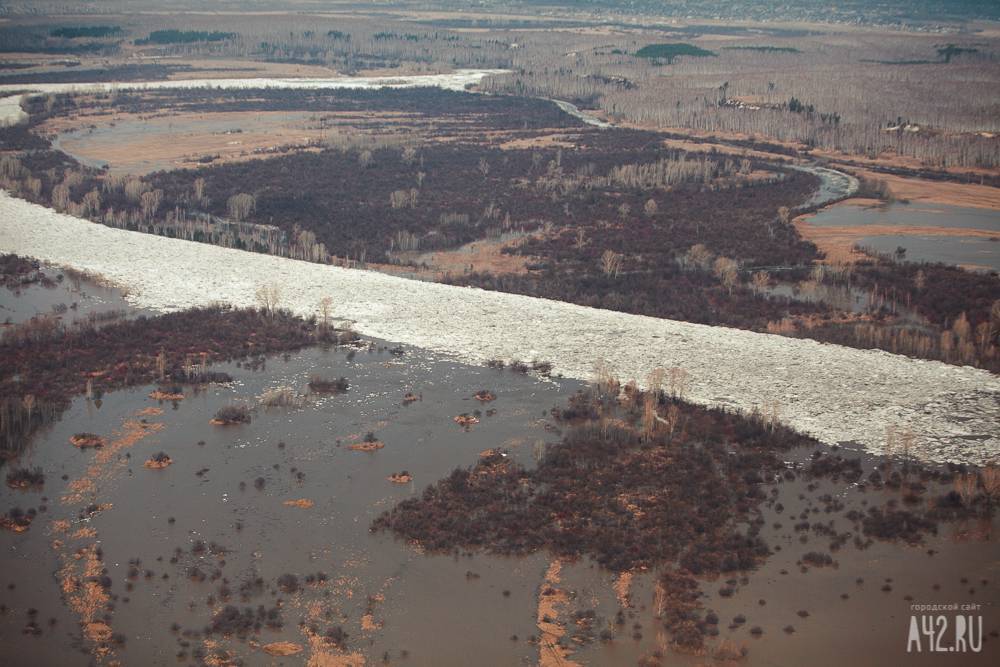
(1, 273, 996, 666)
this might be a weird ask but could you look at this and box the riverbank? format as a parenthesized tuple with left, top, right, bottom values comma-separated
(2, 191, 997, 464)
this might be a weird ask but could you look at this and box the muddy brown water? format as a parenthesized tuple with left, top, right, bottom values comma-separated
(571, 443, 1000, 667)
(0, 270, 997, 666)
(0, 340, 574, 666)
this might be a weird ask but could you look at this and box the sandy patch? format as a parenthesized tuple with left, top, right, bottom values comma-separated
(498, 133, 580, 150)
(143, 455, 173, 469)
(70, 433, 104, 448)
(149, 390, 184, 401)
(537, 560, 580, 667)
(47, 110, 330, 174)
(347, 441, 384, 452)
(614, 571, 633, 608)
(453, 414, 480, 427)
(307, 652, 366, 667)
(263, 641, 305, 656)
(40, 104, 480, 174)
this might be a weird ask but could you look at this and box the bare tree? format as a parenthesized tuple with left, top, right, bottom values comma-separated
(124, 176, 148, 203)
(51, 183, 70, 211)
(227, 193, 256, 221)
(684, 243, 714, 270)
(982, 465, 1000, 508)
(646, 366, 666, 395)
(600, 249, 624, 277)
(641, 393, 658, 441)
(777, 206, 790, 225)
(140, 189, 163, 221)
(667, 367, 689, 399)
(713, 256, 739, 294)
(319, 296, 334, 331)
(751, 270, 771, 294)
(192, 177, 207, 206)
(81, 188, 101, 216)
(954, 473, 977, 506)
(255, 283, 282, 317)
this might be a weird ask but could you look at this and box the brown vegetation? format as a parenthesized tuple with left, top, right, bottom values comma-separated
(0, 300, 355, 456)
(70, 433, 105, 449)
(210, 404, 251, 425)
(387, 471, 412, 484)
(143, 452, 173, 469)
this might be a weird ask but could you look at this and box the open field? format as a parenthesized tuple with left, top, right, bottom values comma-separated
(843, 170, 1000, 209)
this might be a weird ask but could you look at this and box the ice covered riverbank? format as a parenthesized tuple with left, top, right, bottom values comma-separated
(1, 191, 997, 464)
(0, 69, 507, 127)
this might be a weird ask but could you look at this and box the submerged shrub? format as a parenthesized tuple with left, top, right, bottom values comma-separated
(213, 405, 251, 425)
(308, 376, 349, 393)
(5, 467, 44, 489)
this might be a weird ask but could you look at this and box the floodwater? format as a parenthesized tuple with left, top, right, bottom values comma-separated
(0, 261, 147, 326)
(0, 272, 576, 666)
(0, 266, 997, 666)
(858, 235, 1000, 272)
(807, 201, 1000, 271)
(807, 202, 1000, 233)
(0, 346, 576, 666)
(50, 112, 320, 174)
(764, 282, 887, 315)
(575, 442, 1000, 667)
